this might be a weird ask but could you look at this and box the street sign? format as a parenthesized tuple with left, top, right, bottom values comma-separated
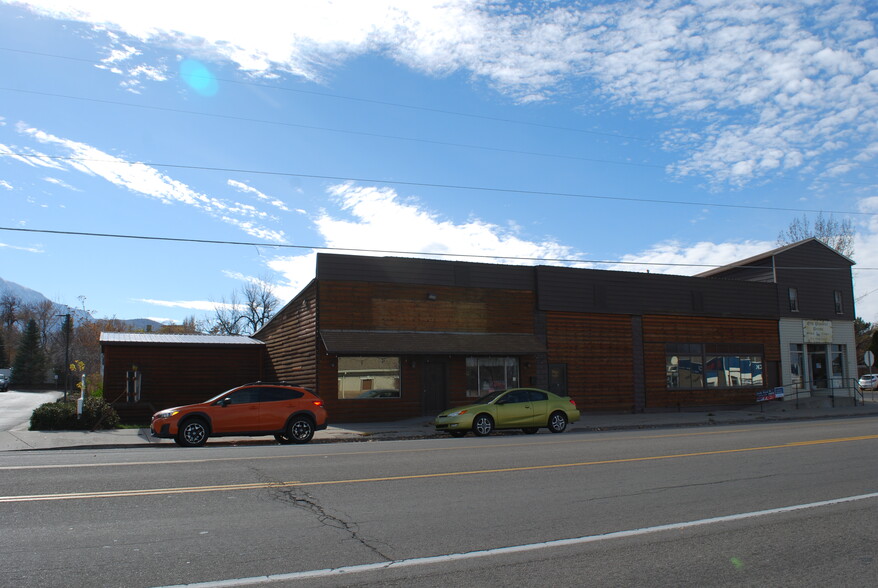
(865, 351, 875, 367)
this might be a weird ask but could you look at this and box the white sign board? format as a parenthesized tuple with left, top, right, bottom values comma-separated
(803, 320, 833, 344)
(865, 351, 875, 367)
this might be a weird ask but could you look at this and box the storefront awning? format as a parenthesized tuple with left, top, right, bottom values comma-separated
(320, 330, 546, 355)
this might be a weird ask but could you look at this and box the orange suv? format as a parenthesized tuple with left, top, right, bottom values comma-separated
(151, 382, 328, 447)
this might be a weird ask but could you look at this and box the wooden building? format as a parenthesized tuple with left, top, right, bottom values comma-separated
(101, 238, 857, 423)
(100, 333, 265, 421)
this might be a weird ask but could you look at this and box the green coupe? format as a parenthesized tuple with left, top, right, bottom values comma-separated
(435, 388, 580, 437)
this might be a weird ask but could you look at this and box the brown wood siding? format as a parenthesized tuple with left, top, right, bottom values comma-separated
(315, 344, 421, 422)
(546, 312, 636, 411)
(319, 281, 535, 334)
(642, 315, 780, 408)
(256, 282, 318, 390)
(102, 344, 265, 413)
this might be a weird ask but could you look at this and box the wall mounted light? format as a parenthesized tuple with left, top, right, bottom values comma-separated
(426, 293, 437, 301)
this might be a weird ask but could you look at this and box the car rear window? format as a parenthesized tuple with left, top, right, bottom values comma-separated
(259, 387, 305, 402)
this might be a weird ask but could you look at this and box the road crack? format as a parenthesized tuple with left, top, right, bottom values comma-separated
(250, 467, 393, 561)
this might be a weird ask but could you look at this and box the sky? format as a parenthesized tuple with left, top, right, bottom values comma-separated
(2, 0, 878, 326)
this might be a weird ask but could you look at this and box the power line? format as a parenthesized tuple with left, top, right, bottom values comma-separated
(0, 46, 649, 142)
(0, 226, 870, 271)
(10, 152, 874, 217)
(0, 86, 665, 171)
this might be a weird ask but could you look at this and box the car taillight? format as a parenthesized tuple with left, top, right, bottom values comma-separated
(312, 400, 323, 407)
(568, 398, 577, 408)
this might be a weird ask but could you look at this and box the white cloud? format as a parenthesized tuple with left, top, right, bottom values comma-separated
(227, 179, 291, 212)
(0, 179, 12, 190)
(43, 176, 81, 191)
(605, 239, 774, 276)
(13, 123, 287, 242)
(266, 181, 582, 303)
(18, 0, 877, 186)
(136, 298, 220, 312)
(0, 241, 44, 253)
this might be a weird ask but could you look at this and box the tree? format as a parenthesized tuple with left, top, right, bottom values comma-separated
(777, 212, 854, 257)
(159, 315, 200, 334)
(11, 319, 47, 386)
(0, 330, 9, 367)
(205, 280, 279, 336)
(855, 317, 874, 365)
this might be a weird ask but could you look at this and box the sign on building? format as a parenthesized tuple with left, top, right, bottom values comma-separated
(803, 320, 833, 343)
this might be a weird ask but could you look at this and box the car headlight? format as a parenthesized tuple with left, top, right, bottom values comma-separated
(154, 410, 179, 420)
(445, 409, 468, 417)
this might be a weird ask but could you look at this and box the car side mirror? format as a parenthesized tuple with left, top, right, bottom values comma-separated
(220, 398, 231, 407)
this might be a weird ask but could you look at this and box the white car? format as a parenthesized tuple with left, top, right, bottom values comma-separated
(858, 374, 878, 390)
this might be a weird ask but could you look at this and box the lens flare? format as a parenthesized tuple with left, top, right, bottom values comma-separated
(180, 59, 218, 97)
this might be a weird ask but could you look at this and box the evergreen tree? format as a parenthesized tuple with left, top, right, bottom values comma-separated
(11, 319, 47, 386)
(0, 330, 9, 367)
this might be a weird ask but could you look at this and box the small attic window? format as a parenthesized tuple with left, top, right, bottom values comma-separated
(789, 288, 799, 312)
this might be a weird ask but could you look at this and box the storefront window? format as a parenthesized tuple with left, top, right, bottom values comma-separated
(790, 344, 804, 388)
(705, 355, 762, 387)
(337, 357, 400, 399)
(667, 343, 762, 389)
(667, 354, 703, 388)
(466, 357, 519, 397)
(830, 344, 845, 385)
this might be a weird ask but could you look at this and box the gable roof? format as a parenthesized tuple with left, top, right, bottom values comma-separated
(100, 333, 264, 346)
(696, 238, 854, 278)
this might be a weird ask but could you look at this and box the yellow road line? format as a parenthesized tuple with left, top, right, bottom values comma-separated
(2, 434, 877, 503)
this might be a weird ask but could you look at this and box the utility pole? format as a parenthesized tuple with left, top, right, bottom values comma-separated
(55, 313, 71, 401)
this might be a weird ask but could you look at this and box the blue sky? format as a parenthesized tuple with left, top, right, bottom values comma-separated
(2, 0, 878, 325)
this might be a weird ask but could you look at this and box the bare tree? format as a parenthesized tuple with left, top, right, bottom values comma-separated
(239, 281, 279, 334)
(0, 292, 20, 331)
(205, 279, 280, 336)
(777, 212, 854, 257)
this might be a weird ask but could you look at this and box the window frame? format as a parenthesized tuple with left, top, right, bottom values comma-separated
(337, 356, 401, 400)
(789, 288, 799, 312)
(666, 343, 764, 390)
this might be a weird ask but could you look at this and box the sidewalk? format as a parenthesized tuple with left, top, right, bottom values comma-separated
(3, 399, 878, 452)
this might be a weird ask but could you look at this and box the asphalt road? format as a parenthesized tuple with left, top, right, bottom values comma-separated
(1, 417, 877, 587)
(0, 390, 61, 431)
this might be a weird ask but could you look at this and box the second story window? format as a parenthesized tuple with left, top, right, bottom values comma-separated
(789, 288, 799, 312)
(834, 290, 843, 314)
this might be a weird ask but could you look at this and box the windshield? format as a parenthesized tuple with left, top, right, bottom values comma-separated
(474, 390, 506, 404)
(204, 388, 236, 404)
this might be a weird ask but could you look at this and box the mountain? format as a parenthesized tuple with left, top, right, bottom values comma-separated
(1, 278, 173, 330)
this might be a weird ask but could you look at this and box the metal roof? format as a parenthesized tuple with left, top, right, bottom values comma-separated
(320, 329, 546, 355)
(99, 333, 264, 346)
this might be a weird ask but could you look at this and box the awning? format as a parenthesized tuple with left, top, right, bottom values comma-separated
(320, 330, 546, 355)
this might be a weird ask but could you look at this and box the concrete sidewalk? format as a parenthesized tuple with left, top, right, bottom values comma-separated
(3, 399, 878, 452)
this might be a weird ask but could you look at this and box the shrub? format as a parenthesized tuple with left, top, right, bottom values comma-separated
(30, 397, 120, 431)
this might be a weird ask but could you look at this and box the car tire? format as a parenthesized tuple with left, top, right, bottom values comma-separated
(286, 415, 315, 444)
(176, 418, 209, 447)
(472, 414, 494, 436)
(448, 430, 467, 438)
(547, 411, 567, 433)
(522, 427, 539, 434)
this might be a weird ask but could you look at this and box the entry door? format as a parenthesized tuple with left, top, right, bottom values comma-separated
(809, 348, 828, 389)
(422, 359, 448, 416)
